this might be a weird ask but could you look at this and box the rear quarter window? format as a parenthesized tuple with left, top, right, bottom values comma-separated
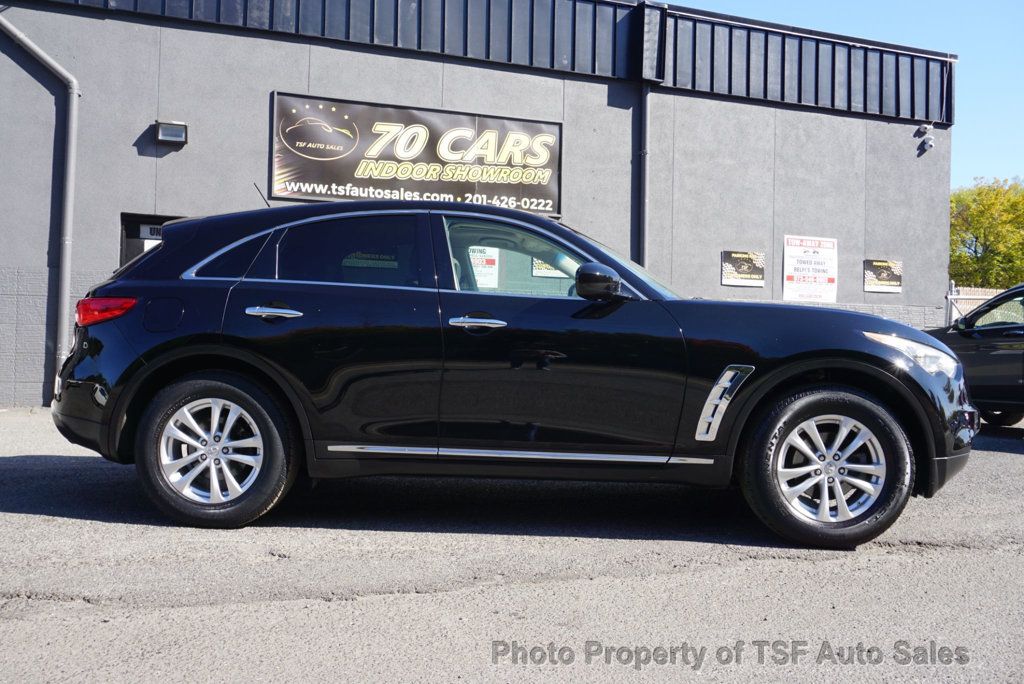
(194, 234, 269, 279)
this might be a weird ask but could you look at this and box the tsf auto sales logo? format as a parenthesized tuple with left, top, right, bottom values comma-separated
(278, 101, 359, 161)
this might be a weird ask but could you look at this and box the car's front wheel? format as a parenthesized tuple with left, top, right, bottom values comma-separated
(135, 372, 300, 527)
(740, 386, 914, 549)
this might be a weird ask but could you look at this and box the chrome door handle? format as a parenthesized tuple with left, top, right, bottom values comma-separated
(245, 306, 303, 319)
(449, 316, 507, 329)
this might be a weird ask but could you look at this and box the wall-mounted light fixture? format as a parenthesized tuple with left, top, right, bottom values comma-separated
(155, 120, 188, 145)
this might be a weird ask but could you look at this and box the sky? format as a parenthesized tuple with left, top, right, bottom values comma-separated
(678, 0, 1023, 189)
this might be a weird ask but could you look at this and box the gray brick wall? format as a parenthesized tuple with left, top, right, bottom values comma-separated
(722, 297, 946, 329)
(0, 267, 111, 407)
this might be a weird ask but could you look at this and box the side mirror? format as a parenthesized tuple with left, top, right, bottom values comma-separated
(575, 262, 622, 301)
(955, 317, 971, 332)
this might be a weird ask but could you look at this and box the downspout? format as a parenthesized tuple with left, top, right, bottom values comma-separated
(634, 1, 664, 267)
(0, 11, 80, 384)
(637, 82, 650, 267)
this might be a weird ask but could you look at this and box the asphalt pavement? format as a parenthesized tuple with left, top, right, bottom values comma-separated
(0, 407, 1021, 682)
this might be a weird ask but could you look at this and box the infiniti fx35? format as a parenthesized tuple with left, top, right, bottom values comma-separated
(53, 201, 976, 548)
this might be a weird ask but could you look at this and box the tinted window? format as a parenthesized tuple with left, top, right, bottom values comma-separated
(975, 296, 1024, 329)
(195, 234, 268, 278)
(276, 215, 423, 287)
(444, 218, 581, 298)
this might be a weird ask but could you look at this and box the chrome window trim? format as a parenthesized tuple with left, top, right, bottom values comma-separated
(437, 288, 591, 302)
(694, 364, 755, 442)
(180, 208, 426, 281)
(434, 210, 647, 301)
(242, 278, 434, 294)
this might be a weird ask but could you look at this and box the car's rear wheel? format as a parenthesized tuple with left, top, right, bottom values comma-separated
(135, 372, 299, 527)
(979, 410, 1024, 427)
(740, 386, 914, 549)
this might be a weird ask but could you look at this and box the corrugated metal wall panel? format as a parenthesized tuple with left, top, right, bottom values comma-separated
(532, 0, 553, 68)
(662, 6, 954, 124)
(29, 0, 953, 123)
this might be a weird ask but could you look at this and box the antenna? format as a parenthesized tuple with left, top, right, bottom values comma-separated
(253, 182, 271, 208)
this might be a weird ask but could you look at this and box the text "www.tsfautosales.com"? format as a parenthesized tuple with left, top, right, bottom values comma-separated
(491, 640, 969, 672)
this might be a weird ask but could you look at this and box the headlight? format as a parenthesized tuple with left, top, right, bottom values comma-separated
(864, 332, 959, 377)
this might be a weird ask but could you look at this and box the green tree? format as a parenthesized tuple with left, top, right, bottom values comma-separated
(949, 179, 1024, 288)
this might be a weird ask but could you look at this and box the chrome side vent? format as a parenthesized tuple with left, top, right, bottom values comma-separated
(694, 365, 755, 442)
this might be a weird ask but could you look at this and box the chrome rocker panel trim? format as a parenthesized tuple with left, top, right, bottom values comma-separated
(325, 445, 715, 465)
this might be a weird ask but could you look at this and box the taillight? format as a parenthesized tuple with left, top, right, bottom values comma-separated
(75, 297, 137, 326)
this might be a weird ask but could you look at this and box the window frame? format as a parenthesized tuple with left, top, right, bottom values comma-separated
(429, 211, 645, 301)
(185, 209, 435, 291)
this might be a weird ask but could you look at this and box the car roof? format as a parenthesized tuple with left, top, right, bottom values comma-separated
(132, 201, 577, 282)
(165, 200, 558, 234)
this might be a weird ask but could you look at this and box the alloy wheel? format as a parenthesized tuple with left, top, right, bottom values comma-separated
(158, 398, 264, 504)
(774, 414, 887, 523)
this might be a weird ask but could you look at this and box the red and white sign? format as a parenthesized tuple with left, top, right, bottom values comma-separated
(783, 235, 838, 303)
(468, 246, 500, 289)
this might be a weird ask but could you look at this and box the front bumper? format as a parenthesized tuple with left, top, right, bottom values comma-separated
(921, 405, 977, 497)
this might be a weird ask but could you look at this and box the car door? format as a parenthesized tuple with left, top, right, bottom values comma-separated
(221, 211, 442, 458)
(430, 212, 688, 461)
(949, 293, 1024, 405)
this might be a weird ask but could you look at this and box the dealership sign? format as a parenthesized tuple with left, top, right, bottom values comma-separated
(863, 259, 903, 293)
(783, 235, 838, 303)
(720, 251, 765, 287)
(271, 92, 561, 215)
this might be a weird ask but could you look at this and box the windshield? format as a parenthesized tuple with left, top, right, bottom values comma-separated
(564, 225, 682, 300)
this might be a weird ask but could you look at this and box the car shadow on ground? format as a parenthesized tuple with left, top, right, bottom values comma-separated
(0, 454, 793, 548)
(973, 425, 1024, 455)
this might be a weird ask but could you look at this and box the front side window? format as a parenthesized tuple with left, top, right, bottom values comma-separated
(974, 295, 1024, 329)
(276, 215, 423, 287)
(444, 218, 581, 298)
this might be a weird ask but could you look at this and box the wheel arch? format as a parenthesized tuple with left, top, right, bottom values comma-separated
(108, 345, 313, 467)
(725, 359, 939, 496)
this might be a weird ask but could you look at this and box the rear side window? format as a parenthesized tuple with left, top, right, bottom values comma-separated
(195, 234, 268, 278)
(276, 215, 423, 288)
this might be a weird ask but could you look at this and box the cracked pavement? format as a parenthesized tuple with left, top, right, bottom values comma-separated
(1, 408, 1022, 681)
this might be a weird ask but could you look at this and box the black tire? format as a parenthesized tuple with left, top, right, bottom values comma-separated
(979, 410, 1024, 427)
(739, 386, 914, 549)
(135, 372, 300, 528)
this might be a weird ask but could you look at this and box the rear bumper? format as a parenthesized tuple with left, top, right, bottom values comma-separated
(52, 401, 104, 454)
(51, 321, 139, 463)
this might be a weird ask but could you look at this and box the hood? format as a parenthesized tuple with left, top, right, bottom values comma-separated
(663, 299, 959, 361)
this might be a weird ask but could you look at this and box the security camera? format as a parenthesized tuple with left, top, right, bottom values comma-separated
(917, 123, 933, 135)
(923, 135, 936, 150)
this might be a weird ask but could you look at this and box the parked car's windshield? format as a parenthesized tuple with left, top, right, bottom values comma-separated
(565, 225, 682, 300)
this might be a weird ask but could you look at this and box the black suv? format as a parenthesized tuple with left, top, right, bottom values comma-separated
(927, 284, 1024, 427)
(53, 201, 976, 547)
